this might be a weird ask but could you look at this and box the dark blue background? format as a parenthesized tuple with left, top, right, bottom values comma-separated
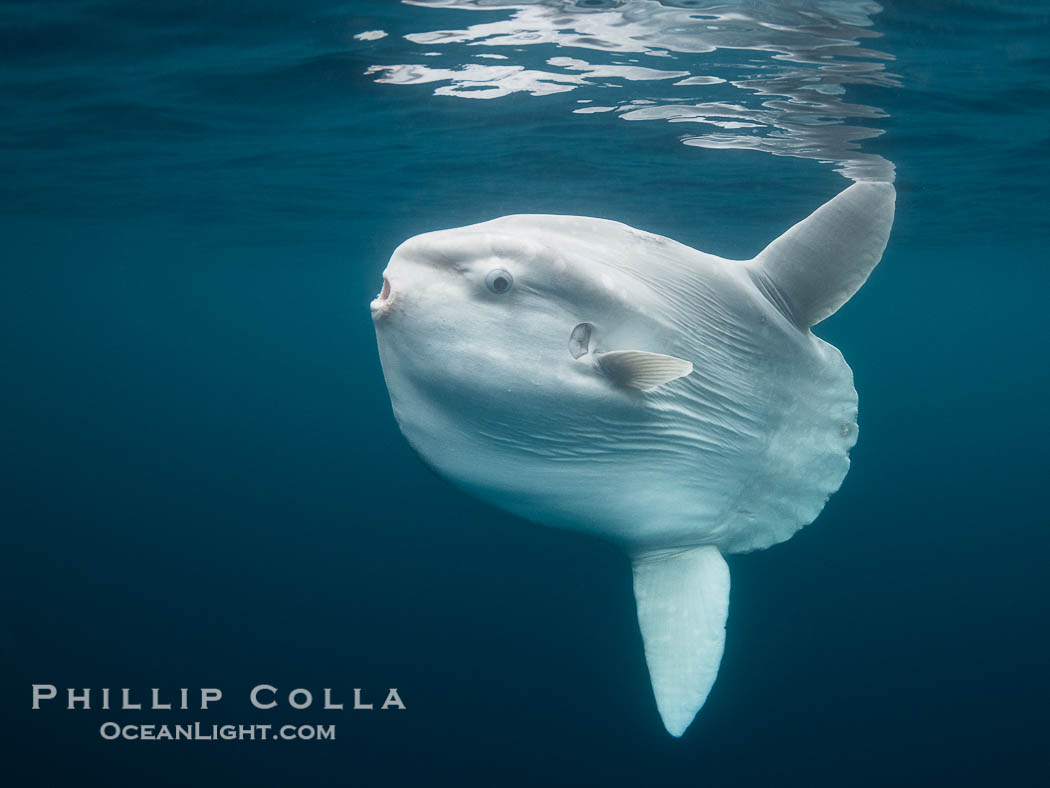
(2, 1, 1048, 785)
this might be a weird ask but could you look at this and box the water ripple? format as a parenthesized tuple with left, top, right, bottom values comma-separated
(364, 0, 898, 181)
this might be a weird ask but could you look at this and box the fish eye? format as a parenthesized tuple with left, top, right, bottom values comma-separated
(485, 268, 514, 294)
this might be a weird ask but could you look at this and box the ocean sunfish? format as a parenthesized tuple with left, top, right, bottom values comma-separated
(371, 182, 895, 736)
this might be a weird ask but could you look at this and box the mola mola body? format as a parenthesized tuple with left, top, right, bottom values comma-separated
(371, 182, 895, 736)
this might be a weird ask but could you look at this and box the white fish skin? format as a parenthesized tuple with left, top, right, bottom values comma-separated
(371, 181, 895, 736)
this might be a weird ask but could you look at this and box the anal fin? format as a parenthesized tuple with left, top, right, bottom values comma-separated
(632, 545, 730, 737)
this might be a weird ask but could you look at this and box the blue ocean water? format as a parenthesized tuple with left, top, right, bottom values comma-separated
(1, 1, 1048, 785)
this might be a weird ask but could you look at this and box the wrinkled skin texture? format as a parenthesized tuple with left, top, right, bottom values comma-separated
(373, 214, 856, 554)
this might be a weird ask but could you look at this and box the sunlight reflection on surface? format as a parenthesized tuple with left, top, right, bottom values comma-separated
(362, 0, 898, 181)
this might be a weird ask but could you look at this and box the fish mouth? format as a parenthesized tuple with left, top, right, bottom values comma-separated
(370, 275, 393, 319)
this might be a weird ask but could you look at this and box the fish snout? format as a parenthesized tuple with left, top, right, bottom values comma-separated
(370, 273, 395, 319)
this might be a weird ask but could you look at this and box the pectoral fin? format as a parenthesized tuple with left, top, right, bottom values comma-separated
(633, 546, 730, 737)
(595, 350, 693, 390)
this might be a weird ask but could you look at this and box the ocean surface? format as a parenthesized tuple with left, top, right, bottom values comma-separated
(2, 1, 1048, 785)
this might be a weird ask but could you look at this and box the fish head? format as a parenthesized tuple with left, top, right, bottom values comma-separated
(371, 216, 670, 504)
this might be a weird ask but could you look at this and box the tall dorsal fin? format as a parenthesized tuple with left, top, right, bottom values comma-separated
(750, 181, 895, 327)
(632, 545, 730, 737)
